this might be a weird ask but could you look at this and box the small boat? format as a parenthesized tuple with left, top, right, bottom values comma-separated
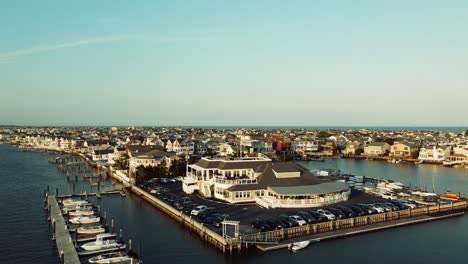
(62, 199, 88, 207)
(69, 209, 94, 217)
(77, 226, 106, 235)
(120, 190, 127, 197)
(288, 240, 310, 252)
(88, 252, 134, 263)
(440, 191, 462, 201)
(96, 193, 102, 199)
(81, 234, 126, 251)
(414, 160, 424, 165)
(70, 216, 100, 225)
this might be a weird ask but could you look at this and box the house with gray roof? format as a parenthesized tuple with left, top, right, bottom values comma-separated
(182, 154, 350, 208)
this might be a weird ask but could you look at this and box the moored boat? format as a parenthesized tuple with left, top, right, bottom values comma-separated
(77, 226, 106, 235)
(62, 199, 89, 207)
(70, 216, 100, 225)
(440, 191, 462, 201)
(81, 234, 126, 251)
(69, 209, 94, 217)
(288, 240, 310, 252)
(88, 252, 134, 263)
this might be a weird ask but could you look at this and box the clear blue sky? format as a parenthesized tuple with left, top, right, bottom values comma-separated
(1, 0, 467, 126)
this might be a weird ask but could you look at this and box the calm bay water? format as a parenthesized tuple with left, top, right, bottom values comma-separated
(1, 144, 467, 264)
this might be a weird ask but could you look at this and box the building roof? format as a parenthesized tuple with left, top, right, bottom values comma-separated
(367, 142, 388, 147)
(192, 157, 271, 170)
(226, 162, 347, 192)
(268, 182, 349, 196)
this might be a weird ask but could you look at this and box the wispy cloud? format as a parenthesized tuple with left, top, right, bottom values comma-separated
(0, 34, 133, 61)
(0, 33, 218, 63)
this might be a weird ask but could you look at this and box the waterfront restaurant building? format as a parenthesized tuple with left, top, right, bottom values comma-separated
(182, 155, 350, 208)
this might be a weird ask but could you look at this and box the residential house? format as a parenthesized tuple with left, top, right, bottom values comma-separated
(390, 141, 419, 158)
(363, 142, 390, 156)
(342, 142, 364, 156)
(418, 145, 451, 162)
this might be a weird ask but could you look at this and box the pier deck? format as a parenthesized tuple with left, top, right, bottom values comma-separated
(257, 211, 464, 251)
(47, 195, 80, 264)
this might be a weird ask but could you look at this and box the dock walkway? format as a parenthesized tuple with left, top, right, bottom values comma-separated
(257, 211, 464, 251)
(47, 195, 80, 264)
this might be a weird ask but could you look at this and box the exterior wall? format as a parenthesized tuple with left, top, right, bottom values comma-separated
(390, 143, 418, 158)
(418, 146, 450, 161)
(364, 144, 390, 156)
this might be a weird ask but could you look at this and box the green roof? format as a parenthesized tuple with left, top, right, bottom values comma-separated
(268, 182, 349, 196)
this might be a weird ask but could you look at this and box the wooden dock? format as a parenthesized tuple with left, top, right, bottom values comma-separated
(257, 211, 464, 251)
(47, 195, 80, 264)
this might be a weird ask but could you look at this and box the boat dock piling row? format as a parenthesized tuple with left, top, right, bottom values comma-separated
(46, 194, 81, 264)
(45, 190, 141, 263)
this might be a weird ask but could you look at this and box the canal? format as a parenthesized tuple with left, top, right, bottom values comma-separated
(0, 144, 467, 264)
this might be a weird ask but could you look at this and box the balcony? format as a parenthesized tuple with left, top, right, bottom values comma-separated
(214, 176, 257, 185)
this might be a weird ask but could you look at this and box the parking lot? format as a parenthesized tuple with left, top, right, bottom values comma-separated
(139, 178, 419, 235)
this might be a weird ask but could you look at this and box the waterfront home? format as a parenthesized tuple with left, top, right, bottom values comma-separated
(127, 145, 176, 176)
(292, 137, 319, 156)
(92, 149, 114, 162)
(418, 145, 451, 162)
(250, 140, 274, 154)
(182, 155, 350, 208)
(390, 141, 419, 159)
(444, 153, 468, 166)
(319, 141, 336, 156)
(342, 142, 364, 155)
(363, 142, 390, 156)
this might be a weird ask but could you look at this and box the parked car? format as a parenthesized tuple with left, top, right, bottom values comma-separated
(278, 215, 297, 227)
(398, 200, 417, 209)
(266, 219, 286, 229)
(289, 215, 307, 226)
(336, 206, 357, 218)
(191, 205, 208, 216)
(389, 200, 410, 209)
(348, 205, 367, 216)
(383, 202, 399, 211)
(381, 193, 398, 200)
(368, 204, 385, 213)
(251, 219, 272, 232)
(297, 211, 317, 223)
(357, 204, 378, 214)
(197, 208, 215, 219)
(308, 211, 328, 222)
(374, 202, 392, 212)
(328, 208, 346, 219)
(375, 202, 394, 212)
(204, 215, 223, 227)
(316, 209, 336, 220)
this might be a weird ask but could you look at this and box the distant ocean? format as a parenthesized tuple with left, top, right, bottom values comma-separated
(191, 126, 467, 132)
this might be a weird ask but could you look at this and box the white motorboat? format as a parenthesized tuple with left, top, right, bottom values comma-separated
(81, 234, 126, 251)
(62, 199, 89, 207)
(69, 209, 94, 217)
(70, 216, 100, 225)
(77, 226, 106, 235)
(288, 240, 310, 252)
(88, 252, 134, 263)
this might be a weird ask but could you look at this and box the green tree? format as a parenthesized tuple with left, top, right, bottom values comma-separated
(114, 153, 129, 170)
(169, 158, 187, 177)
